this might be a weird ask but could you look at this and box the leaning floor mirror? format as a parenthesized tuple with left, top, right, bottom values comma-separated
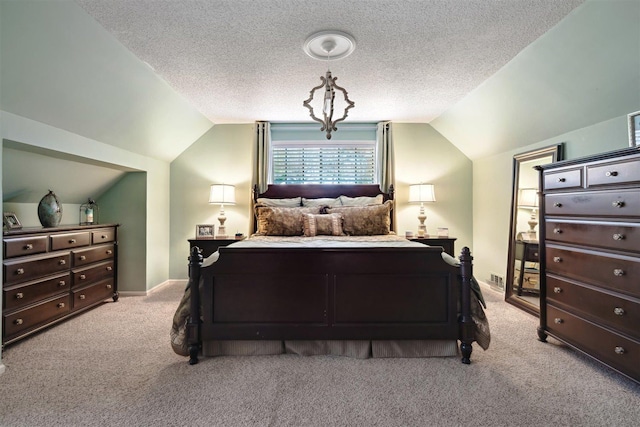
(505, 144, 564, 316)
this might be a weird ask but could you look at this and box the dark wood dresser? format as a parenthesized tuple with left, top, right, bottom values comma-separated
(3, 224, 119, 346)
(537, 147, 640, 383)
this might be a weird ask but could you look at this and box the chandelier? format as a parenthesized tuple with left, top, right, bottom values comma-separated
(303, 31, 356, 140)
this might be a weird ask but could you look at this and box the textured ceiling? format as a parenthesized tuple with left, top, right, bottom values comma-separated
(76, 0, 585, 125)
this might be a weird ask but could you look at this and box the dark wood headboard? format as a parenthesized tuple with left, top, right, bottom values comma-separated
(251, 184, 395, 233)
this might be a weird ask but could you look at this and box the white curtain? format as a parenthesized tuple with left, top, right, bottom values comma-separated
(376, 121, 395, 193)
(254, 121, 271, 193)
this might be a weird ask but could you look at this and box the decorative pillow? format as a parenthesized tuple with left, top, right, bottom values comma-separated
(302, 213, 344, 237)
(255, 206, 321, 236)
(256, 197, 302, 207)
(339, 194, 384, 206)
(301, 197, 342, 207)
(327, 201, 392, 235)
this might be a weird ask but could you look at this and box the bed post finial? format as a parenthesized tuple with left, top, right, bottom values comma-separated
(458, 246, 474, 364)
(187, 246, 203, 365)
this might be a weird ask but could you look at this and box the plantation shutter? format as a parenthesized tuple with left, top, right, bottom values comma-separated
(270, 123, 377, 185)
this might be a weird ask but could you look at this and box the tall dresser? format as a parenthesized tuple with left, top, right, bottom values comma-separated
(3, 224, 119, 346)
(537, 147, 639, 383)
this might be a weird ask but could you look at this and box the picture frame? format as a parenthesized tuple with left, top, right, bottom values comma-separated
(195, 224, 215, 239)
(3, 212, 23, 230)
(628, 111, 640, 147)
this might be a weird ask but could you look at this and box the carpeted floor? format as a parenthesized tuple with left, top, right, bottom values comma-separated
(1, 282, 638, 427)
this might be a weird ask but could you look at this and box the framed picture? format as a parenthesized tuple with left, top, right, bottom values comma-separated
(629, 111, 640, 147)
(3, 212, 22, 230)
(195, 224, 215, 239)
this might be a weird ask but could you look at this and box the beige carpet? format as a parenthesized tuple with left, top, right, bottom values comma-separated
(1, 282, 638, 426)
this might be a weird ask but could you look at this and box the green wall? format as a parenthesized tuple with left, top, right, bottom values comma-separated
(168, 122, 474, 279)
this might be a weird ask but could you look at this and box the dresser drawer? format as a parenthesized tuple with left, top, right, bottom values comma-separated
(544, 168, 583, 190)
(546, 221, 640, 253)
(92, 228, 116, 244)
(3, 252, 71, 285)
(546, 275, 640, 339)
(3, 273, 70, 311)
(72, 279, 114, 310)
(3, 294, 71, 338)
(50, 232, 91, 250)
(73, 244, 115, 267)
(545, 190, 640, 218)
(4, 236, 48, 258)
(72, 261, 115, 288)
(546, 305, 639, 381)
(546, 246, 640, 298)
(587, 158, 640, 188)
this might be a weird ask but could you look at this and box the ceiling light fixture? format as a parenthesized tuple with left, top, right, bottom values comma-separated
(303, 31, 356, 140)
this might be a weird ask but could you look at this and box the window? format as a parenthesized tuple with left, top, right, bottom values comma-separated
(270, 123, 377, 185)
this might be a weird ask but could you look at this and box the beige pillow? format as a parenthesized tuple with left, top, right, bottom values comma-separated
(327, 201, 391, 235)
(255, 206, 321, 236)
(339, 194, 384, 206)
(302, 213, 344, 237)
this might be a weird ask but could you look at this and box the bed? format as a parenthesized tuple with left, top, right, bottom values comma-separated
(173, 184, 489, 365)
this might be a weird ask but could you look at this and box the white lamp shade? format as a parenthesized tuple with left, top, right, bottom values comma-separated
(518, 188, 538, 208)
(209, 184, 236, 204)
(409, 184, 436, 203)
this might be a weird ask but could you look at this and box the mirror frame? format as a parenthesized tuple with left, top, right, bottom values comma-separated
(505, 143, 564, 315)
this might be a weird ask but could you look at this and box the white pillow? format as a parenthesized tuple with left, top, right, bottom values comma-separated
(339, 194, 384, 206)
(255, 197, 301, 207)
(301, 197, 342, 207)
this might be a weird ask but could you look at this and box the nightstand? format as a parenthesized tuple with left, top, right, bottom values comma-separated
(188, 237, 245, 258)
(409, 236, 456, 256)
(514, 240, 539, 296)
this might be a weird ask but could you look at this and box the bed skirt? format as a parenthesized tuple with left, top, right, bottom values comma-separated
(201, 339, 459, 359)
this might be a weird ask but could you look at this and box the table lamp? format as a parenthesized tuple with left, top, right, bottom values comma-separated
(209, 184, 236, 238)
(409, 184, 436, 237)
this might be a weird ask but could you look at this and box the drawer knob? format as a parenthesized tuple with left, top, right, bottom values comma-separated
(106, 266, 113, 271)
(614, 346, 625, 355)
(605, 171, 618, 177)
(16, 268, 25, 275)
(79, 294, 86, 300)
(14, 318, 23, 325)
(554, 318, 563, 324)
(612, 233, 625, 241)
(553, 287, 562, 294)
(80, 274, 86, 280)
(101, 235, 107, 239)
(553, 228, 562, 234)
(24, 244, 33, 250)
(59, 259, 66, 265)
(57, 302, 65, 308)
(553, 202, 562, 208)
(79, 255, 87, 261)
(58, 280, 66, 287)
(613, 269, 625, 277)
(611, 200, 624, 208)
(15, 292, 24, 299)
(613, 307, 625, 316)
(69, 239, 76, 244)
(106, 250, 113, 255)
(553, 256, 562, 263)
(106, 284, 112, 289)
(556, 177, 566, 182)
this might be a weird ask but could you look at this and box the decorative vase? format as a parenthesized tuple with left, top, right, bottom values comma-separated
(38, 190, 63, 227)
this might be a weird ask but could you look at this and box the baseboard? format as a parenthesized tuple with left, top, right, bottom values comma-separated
(118, 279, 187, 297)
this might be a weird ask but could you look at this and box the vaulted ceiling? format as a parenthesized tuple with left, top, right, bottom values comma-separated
(5, 0, 638, 167)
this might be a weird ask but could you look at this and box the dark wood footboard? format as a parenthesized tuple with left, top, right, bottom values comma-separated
(187, 245, 475, 365)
